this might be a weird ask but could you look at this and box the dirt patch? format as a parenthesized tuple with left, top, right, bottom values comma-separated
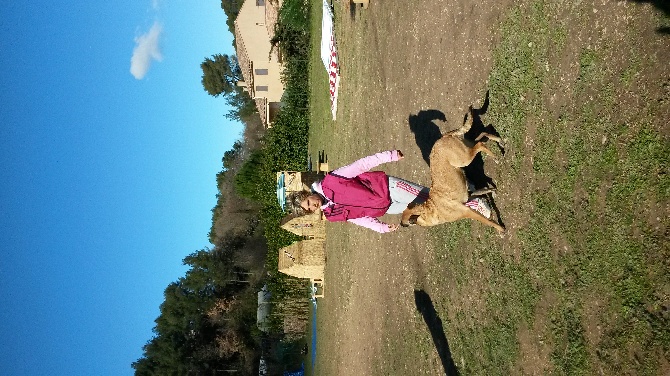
(314, 1, 514, 373)
(311, 0, 669, 375)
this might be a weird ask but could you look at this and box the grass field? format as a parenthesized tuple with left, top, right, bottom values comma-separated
(424, 2, 669, 375)
(306, 0, 669, 374)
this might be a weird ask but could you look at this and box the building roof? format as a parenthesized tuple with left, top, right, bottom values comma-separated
(264, 0, 281, 37)
(255, 97, 267, 126)
(234, 20, 253, 96)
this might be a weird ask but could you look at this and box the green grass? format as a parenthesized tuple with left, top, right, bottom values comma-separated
(428, 0, 670, 374)
(307, 0, 336, 161)
(305, 0, 669, 374)
(620, 50, 641, 86)
(550, 303, 590, 376)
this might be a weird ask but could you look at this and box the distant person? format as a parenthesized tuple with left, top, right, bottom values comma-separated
(286, 150, 430, 233)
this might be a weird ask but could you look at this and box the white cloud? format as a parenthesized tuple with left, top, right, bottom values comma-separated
(130, 22, 164, 80)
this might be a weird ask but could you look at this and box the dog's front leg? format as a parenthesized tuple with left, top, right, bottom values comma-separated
(470, 187, 495, 197)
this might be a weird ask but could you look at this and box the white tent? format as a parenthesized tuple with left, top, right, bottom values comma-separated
(256, 285, 271, 333)
(320, 0, 339, 120)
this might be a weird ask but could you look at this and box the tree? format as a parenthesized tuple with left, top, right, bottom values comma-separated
(200, 54, 257, 121)
(234, 150, 266, 201)
(201, 54, 243, 97)
(223, 90, 258, 122)
(222, 141, 243, 171)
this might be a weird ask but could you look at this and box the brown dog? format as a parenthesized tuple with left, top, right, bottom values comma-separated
(401, 107, 505, 233)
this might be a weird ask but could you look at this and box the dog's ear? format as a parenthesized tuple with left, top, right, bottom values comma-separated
(407, 202, 417, 210)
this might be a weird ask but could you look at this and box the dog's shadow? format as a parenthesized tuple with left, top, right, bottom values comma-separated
(461, 91, 505, 190)
(461, 92, 506, 228)
(408, 109, 445, 166)
(407, 91, 506, 227)
(414, 290, 460, 376)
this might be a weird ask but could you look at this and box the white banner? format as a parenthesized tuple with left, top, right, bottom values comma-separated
(321, 0, 339, 120)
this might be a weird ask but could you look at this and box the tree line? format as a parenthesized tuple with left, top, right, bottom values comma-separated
(133, 0, 313, 374)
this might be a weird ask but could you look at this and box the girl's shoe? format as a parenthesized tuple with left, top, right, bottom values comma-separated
(465, 197, 492, 219)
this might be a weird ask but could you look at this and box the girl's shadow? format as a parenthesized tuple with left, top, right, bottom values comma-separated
(414, 290, 460, 376)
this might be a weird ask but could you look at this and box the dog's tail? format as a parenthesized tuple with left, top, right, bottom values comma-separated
(448, 105, 474, 137)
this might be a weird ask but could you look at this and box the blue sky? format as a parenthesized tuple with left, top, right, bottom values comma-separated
(0, 1, 241, 374)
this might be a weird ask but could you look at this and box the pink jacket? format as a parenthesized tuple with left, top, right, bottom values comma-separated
(313, 150, 401, 233)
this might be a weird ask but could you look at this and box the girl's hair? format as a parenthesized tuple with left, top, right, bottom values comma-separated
(286, 190, 312, 216)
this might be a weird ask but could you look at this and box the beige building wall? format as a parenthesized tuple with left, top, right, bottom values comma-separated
(278, 240, 326, 281)
(235, 0, 284, 103)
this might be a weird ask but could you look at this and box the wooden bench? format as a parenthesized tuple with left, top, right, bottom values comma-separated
(312, 279, 325, 299)
(352, 0, 369, 9)
(317, 162, 329, 173)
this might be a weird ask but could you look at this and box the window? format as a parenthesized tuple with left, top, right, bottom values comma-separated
(256, 0, 265, 5)
(254, 69, 269, 75)
(255, 86, 268, 92)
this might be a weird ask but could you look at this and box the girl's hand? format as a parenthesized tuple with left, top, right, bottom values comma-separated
(387, 224, 400, 232)
(396, 150, 404, 160)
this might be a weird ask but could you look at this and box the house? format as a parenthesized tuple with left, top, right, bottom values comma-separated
(280, 210, 326, 241)
(234, 0, 285, 127)
(277, 224, 326, 298)
(278, 239, 325, 282)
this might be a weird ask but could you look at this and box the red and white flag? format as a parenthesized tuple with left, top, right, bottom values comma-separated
(321, 0, 339, 120)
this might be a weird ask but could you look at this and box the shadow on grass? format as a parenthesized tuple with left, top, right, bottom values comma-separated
(461, 91, 506, 227)
(414, 290, 460, 376)
(349, 1, 357, 20)
(408, 109, 445, 166)
(628, 0, 670, 34)
(462, 91, 501, 189)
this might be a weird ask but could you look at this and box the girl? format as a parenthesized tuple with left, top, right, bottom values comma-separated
(287, 150, 430, 233)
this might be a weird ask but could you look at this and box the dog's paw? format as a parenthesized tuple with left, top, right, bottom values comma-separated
(498, 138, 508, 150)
